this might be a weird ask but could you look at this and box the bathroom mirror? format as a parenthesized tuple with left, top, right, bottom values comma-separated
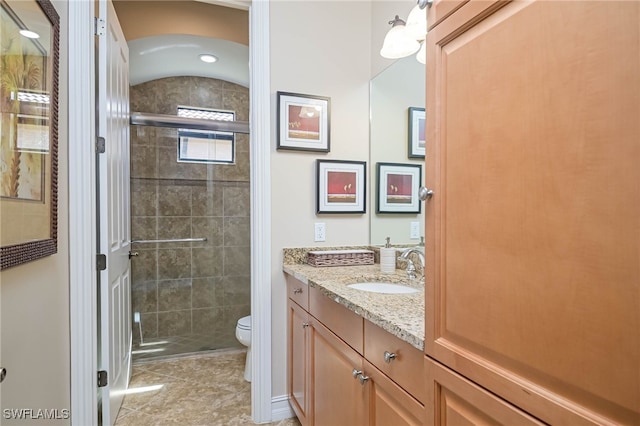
(369, 56, 425, 246)
(0, 0, 60, 270)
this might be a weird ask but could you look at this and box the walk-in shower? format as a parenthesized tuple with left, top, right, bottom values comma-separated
(129, 76, 250, 361)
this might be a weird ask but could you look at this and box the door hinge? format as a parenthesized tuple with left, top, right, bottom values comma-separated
(97, 370, 108, 388)
(95, 17, 106, 36)
(96, 137, 106, 154)
(97, 254, 106, 271)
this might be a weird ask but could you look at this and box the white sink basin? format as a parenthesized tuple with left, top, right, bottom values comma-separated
(347, 282, 419, 294)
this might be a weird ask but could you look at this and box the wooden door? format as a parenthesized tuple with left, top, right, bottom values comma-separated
(311, 318, 368, 426)
(288, 299, 310, 425)
(425, 1, 639, 425)
(425, 357, 544, 426)
(366, 360, 424, 426)
(97, 1, 131, 424)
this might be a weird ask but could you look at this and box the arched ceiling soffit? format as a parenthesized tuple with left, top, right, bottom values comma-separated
(112, 0, 249, 45)
(113, 1, 249, 87)
(128, 34, 249, 87)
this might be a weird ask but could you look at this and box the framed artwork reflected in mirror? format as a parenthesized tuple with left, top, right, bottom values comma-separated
(1, 0, 60, 270)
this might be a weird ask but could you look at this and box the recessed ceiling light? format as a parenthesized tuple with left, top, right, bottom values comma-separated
(199, 54, 218, 63)
(19, 29, 40, 39)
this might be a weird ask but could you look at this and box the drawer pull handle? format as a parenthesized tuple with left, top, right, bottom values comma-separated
(384, 351, 397, 363)
(302, 322, 309, 328)
(352, 369, 369, 385)
(358, 373, 370, 385)
(293, 288, 303, 294)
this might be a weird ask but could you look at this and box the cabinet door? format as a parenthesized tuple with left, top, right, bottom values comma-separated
(288, 299, 310, 425)
(425, 1, 640, 425)
(310, 318, 368, 426)
(425, 357, 544, 426)
(427, 0, 468, 31)
(366, 360, 424, 426)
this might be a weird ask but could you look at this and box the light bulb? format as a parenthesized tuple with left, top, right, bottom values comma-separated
(416, 41, 426, 64)
(405, 4, 427, 41)
(199, 54, 218, 63)
(19, 30, 40, 39)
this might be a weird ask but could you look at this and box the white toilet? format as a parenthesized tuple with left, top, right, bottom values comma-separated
(235, 315, 252, 382)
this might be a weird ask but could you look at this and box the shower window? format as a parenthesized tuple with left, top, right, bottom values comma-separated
(177, 106, 235, 164)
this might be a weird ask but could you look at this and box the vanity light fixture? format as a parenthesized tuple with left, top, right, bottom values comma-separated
(380, 0, 431, 63)
(199, 53, 218, 63)
(380, 15, 420, 59)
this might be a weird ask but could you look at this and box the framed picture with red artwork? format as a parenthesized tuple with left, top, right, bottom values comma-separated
(277, 91, 330, 152)
(376, 162, 422, 214)
(316, 159, 366, 214)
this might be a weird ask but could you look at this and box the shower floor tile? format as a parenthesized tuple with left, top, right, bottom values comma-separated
(133, 334, 241, 362)
(115, 349, 300, 426)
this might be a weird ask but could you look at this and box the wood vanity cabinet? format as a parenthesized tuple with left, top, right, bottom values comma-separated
(366, 360, 424, 426)
(288, 297, 311, 425)
(286, 274, 425, 425)
(310, 317, 368, 426)
(425, 1, 639, 425)
(287, 275, 311, 425)
(425, 358, 544, 426)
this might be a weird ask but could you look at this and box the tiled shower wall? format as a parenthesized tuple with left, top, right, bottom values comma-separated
(130, 77, 250, 355)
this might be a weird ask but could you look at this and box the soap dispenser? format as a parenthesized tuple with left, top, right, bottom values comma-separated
(380, 237, 396, 273)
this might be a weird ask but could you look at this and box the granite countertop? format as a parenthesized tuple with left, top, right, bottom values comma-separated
(283, 252, 425, 351)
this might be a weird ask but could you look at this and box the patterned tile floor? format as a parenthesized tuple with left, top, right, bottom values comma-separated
(115, 349, 300, 426)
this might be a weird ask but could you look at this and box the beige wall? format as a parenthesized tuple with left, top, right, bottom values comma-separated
(0, 0, 71, 424)
(269, 1, 372, 397)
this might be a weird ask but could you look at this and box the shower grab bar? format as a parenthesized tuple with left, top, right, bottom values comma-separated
(130, 112, 250, 134)
(131, 237, 208, 244)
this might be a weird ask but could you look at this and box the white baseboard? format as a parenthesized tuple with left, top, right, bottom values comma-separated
(271, 395, 294, 422)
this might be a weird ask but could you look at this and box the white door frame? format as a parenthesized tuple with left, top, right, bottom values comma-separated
(68, 1, 272, 424)
(68, 1, 98, 424)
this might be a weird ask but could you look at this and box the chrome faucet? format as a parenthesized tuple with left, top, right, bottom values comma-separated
(397, 248, 425, 280)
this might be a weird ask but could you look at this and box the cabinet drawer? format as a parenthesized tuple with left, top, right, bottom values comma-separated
(286, 274, 309, 310)
(309, 285, 363, 354)
(425, 357, 545, 426)
(364, 320, 425, 403)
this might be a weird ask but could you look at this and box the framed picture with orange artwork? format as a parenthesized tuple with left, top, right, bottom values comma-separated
(316, 160, 366, 214)
(277, 91, 330, 152)
(376, 162, 422, 214)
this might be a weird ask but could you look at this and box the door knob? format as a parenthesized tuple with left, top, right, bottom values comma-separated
(0, 367, 6, 383)
(418, 186, 434, 201)
(128, 251, 139, 259)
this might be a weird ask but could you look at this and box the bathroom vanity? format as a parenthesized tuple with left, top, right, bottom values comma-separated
(284, 256, 425, 426)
